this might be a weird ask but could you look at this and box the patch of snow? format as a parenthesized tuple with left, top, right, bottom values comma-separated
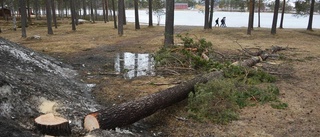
(38, 97, 59, 114)
(0, 85, 12, 95)
(0, 45, 77, 78)
(115, 127, 134, 135)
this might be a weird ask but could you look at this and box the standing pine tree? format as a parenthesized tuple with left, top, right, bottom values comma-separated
(271, 0, 280, 35)
(164, 0, 174, 46)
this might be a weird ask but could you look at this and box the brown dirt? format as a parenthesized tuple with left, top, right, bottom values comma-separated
(1, 20, 320, 136)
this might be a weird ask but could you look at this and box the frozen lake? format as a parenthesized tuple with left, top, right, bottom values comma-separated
(124, 10, 320, 29)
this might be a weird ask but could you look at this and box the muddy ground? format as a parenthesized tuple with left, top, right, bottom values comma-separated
(1, 21, 320, 136)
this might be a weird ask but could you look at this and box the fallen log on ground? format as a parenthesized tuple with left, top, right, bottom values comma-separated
(84, 46, 286, 130)
(84, 71, 223, 130)
(233, 46, 286, 67)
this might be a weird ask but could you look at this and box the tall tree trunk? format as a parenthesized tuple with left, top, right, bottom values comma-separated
(118, 0, 124, 36)
(258, 0, 261, 27)
(27, 0, 32, 24)
(307, 0, 315, 31)
(103, 0, 107, 23)
(250, 0, 255, 29)
(247, 0, 254, 35)
(204, 0, 209, 29)
(20, 0, 27, 37)
(271, 0, 280, 35)
(164, 0, 174, 46)
(208, 0, 214, 29)
(94, 0, 98, 21)
(279, 0, 285, 29)
(148, 0, 153, 27)
(112, 0, 117, 28)
(46, 0, 53, 34)
(34, 0, 40, 20)
(123, 1, 126, 25)
(70, 0, 76, 31)
(65, 0, 68, 17)
(1, 0, 5, 20)
(51, 0, 57, 28)
(90, 0, 95, 23)
(83, 0, 87, 18)
(10, 1, 17, 31)
(105, 0, 109, 22)
(134, 0, 140, 29)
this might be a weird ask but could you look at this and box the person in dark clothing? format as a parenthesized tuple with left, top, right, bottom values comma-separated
(220, 17, 226, 27)
(215, 18, 219, 27)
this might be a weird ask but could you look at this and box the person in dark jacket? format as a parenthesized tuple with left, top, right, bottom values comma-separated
(220, 17, 226, 27)
(215, 18, 219, 27)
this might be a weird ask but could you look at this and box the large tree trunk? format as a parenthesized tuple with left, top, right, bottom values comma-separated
(112, 0, 117, 28)
(84, 71, 224, 130)
(19, 0, 27, 37)
(46, 0, 53, 34)
(208, 0, 214, 29)
(204, 0, 209, 29)
(134, 0, 140, 29)
(271, 0, 280, 35)
(51, 0, 57, 28)
(307, 0, 315, 31)
(148, 0, 153, 27)
(247, 0, 254, 35)
(118, 0, 124, 36)
(164, 0, 174, 46)
(279, 0, 285, 29)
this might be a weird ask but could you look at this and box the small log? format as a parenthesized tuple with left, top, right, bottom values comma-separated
(34, 113, 71, 136)
(84, 71, 223, 130)
(233, 46, 285, 67)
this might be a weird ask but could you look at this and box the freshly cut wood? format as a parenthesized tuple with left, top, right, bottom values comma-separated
(233, 46, 285, 67)
(84, 71, 223, 130)
(34, 113, 71, 136)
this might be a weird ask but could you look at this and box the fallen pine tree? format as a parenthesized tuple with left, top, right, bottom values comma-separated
(84, 45, 286, 130)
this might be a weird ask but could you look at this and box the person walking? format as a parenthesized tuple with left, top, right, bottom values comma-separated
(220, 17, 226, 27)
(215, 18, 219, 27)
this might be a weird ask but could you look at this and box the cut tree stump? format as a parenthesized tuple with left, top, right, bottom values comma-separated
(34, 113, 71, 136)
(84, 71, 224, 130)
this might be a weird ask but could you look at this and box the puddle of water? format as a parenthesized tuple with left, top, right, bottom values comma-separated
(114, 52, 155, 79)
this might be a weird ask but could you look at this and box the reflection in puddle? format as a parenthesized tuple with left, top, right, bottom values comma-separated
(114, 52, 155, 79)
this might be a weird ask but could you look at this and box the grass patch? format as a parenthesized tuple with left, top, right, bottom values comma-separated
(188, 78, 287, 124)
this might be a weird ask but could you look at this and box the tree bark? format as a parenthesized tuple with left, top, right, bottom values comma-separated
(247, 0, 254, 35)
(19, 0, 27, 37)
(148, 0, 153, 27)
(279, 0, 285, 29)
(307, 0, 315, 31)
(51, 0, 57, 28)
(271, 0, 280, 35)
(204, 0, 209, 29)
(112, 0, 117, 28)
(134, 0, 140, 29)
(164, 0, 174, 46)
(118, 0, 124, 36)
(84, 71, 224, 130)
(46, 0, 53, 34)
(208, 0, 214, 29)
(70, 0, 76, 31)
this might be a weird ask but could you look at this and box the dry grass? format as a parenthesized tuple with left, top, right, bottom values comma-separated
(1, 19, 320, 136)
